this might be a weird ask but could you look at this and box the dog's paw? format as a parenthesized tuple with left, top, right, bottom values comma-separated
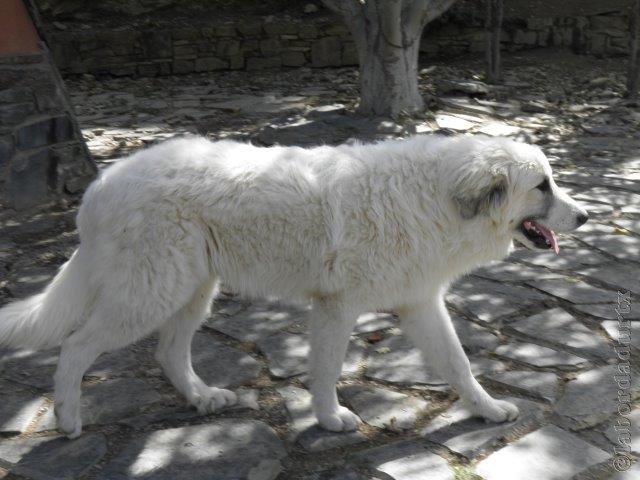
(476, 398, 519, 423)
(55, 406, 83, 439)
(192, 387, 237, 414)
(317, 406, 361, 432)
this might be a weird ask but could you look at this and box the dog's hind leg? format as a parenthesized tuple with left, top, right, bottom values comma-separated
(155, 278, 237, 414)
(308, 299, 361, 432)
(54, 303, 162, 438)
(399, 295, 519, 423)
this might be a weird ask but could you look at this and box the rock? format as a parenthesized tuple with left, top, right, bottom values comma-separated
(526, 277, 614, 304)
(574, 302, 639, 320)
(206, 302, 304, 342)
(589, 76, 612, 87)
(555, 365, 640, 430)
(304, 3, 319, 13)
(578, 264, 640, 297)
(521, 100, 551, 113)
(582, 124, 623, 136)
(307, 104, 347, 117)
(516, 247, 608, 270)
(339, 385, 428, 431)
(115, 388, 260, 429)
(421, 397, 545, 458)
(580, 234, 640, 261)
(277, 386, 366, 452)
(573, 188, 640, 208)
(36, 377, 162, 431)
(308, 467, 372, 480)
(282, 51, 307, 67)
(437, 79, 489, 95)
(472, 263, 561, 282)
(257, 332, 364, 378)
(0, 388, 49, 433)
(477, 122, 521, 136)
(435, 114, 475, 131)
(365, 333, 504, 386)
(508, 308, 611, 359)
(7, 264, 57, 298)
(247, 459, 283, 480)
(447, 277, 546, 323)
(485, 370, 558, 402)
(365, 334, 434, 385)
(206, 94, 307, 115)
(354, 441, 454, 480)
(494, 341, 587, 368)
(605, 408, 640, 455)
(99, 420, 287, 480)
(2, 346, 138, 390)
(0, 433, 107, 480)
(353, 312, 395, 335)
(612, 218, 640, 236)
(475, 425, 610, 480)
(438, 97, 494, 116)
(311, 37, 342, 67)
(601, 320, 640, 349)
(451, 316, 499, 353)
(191, 332, 261, 388)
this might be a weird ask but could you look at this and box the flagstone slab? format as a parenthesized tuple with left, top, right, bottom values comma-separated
(494, 341, 587, 368)
(475, 425, 610, 480)
(485, 370, 558, 402)
(508, 308, 611, 359)
(421, 397, 545, 458)
(526, 278, 614, 304)
(353, 441, 454, 480)
(257, 332, 364, 378)
(554, 365, 640, 430)
(98, 420, 287, 480)
(0, 433, 107, 480)
(339, 385, 428, 431)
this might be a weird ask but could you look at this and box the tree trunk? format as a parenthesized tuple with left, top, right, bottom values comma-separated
(627, 0, 640, 98)
(354, 19, 424, 116)
(485, 0, 503, 84)
(323, 0, 458, 117)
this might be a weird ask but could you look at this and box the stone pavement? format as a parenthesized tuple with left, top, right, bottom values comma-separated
(0, 49, 639, 479)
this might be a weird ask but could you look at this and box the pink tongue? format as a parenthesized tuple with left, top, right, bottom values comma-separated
(532, 221, 559, 254)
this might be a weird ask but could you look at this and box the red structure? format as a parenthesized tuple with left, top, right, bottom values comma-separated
(0, 0, 41, 56)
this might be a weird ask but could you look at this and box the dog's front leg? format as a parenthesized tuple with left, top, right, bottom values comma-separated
(399, 296, 519, 423)
(308, 299, 361, 432)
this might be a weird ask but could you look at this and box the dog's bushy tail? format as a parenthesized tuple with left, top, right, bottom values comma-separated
(0, 247, 91, 349)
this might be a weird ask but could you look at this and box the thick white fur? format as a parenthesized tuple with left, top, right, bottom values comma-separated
(0, 135, 587, 438)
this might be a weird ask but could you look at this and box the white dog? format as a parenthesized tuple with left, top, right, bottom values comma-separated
(0, 135, 588, 438)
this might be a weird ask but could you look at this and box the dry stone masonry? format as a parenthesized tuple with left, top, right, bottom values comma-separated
(0, 50, 95, 209)
(39, 3, 635, 78)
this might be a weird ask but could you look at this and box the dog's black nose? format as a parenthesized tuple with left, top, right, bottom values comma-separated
(576, 212, 589, 226)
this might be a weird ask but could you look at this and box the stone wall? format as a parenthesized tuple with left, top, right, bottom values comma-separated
(0, 49, 96, 210)
(46, 17, 357, 77)
(40, 6, 634, 78)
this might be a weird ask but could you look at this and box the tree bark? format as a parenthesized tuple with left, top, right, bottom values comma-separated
(627, 0, 640, 98)
(485, 0, 503, 84)
(323, 0, 458, 117)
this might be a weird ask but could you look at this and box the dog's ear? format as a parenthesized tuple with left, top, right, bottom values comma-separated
(453, 169, 509, 220)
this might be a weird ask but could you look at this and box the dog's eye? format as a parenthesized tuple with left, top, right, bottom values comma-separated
(535, 178, 550, 192)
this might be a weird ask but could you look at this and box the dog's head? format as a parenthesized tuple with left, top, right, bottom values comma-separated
(451, 138, 588, 254)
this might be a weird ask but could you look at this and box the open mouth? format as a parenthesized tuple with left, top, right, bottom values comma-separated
(520, 219, 559, 254)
